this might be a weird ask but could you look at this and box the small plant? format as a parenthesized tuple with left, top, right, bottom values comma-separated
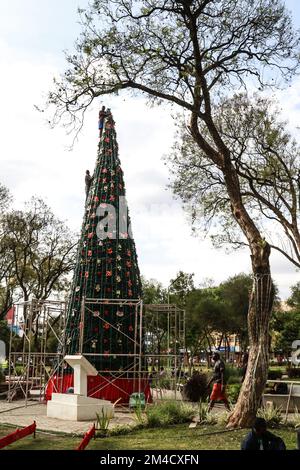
(257, 405, 283, 428)
(133, 397, 147, 425)
(182, 372, 208, 402)
(95, 408, 111, 436)
(197, 399, 217, 425)
(288, 407, 300, 429)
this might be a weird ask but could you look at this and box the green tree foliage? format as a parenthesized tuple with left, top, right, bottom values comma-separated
(182, 273, 252, 360)
(288, 282, 300, 308)
(272, 310, 300, 355)
(141, 276, 168, 304)
(0, 194, 77, 320)
(271, 282, 300, 355)
(167, 94, 300, 269)
(169, 271, 195, 308)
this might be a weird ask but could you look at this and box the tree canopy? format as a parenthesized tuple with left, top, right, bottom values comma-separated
(0, 194, 77, 319)
(167, 93, 300, 268)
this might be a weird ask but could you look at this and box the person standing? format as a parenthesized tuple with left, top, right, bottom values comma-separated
(98, 105, 107, 138)
(85, 170, 93, 199)
(207, 352, 231, 412)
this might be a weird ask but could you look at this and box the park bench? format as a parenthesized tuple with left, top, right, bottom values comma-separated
(263, 380, 300, 415)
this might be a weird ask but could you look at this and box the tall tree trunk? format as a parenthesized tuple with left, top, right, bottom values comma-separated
(190, 115, 275, 427)
(227, 244, 274, 428)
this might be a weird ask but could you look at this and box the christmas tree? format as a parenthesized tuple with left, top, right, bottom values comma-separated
(64, 109, 143, 373)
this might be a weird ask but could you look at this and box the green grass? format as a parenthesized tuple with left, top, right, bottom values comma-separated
(0, 424, 298, 450)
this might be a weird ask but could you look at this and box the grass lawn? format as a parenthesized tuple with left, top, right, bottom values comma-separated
(0, 424, 298, 450)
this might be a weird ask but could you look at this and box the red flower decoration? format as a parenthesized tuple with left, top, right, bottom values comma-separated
(109, 195, 115, 202)
(107, 248, 113, 254)
(128, 325, 134, 332)
(128, 280, 132, 287)
(87, 232, 94, 239)
(127, 250, 131, 257)
(128, 290, 133, 297)
(85, 271, 89, 279)
(126, 261, 132, 268)
(94, 196, 99, 202)
(88, 250, 92, 257)
(104, 323, 110, 330)
(105, 137, 110, 143)
(102, 168, 108, 174)
(126, 271, 130, 277)
(106, 270, 112, 277)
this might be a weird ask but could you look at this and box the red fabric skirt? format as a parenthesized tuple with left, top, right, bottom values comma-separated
(210, 383, 227, 401)
(45, 373, 152, 404)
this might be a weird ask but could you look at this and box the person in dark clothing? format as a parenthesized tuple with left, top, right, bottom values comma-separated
(98, 106, 107, 138)
(207, 352, 231, 412)
(85, 170, 93, 198)
(241, 417, 286, 450)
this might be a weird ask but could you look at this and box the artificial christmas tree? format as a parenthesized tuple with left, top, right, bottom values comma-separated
(46, 110, 149, 403)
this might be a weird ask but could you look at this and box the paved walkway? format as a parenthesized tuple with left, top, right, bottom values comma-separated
(0, 401, 136, 434)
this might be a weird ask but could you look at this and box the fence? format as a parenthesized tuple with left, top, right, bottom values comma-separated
(76, 424, 96, 451)
(0, 421, 36, 449)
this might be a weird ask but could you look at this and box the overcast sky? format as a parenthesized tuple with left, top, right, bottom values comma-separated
(0, 0, 299, 298)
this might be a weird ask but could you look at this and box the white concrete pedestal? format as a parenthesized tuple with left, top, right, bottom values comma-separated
(47, 355, 114, 421)
(47, 393, 114, 421)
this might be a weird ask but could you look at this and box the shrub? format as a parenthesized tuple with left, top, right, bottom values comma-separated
(286, 367, 300, 379)
(224, 366, 243, 384)
(268, 369, 283, 380)
(0, 368, 4, 383)
(182, 372, 208, 402)
(227, 384, 242, 403)
(257, 405, 283, 428)
(145, 401, 195, 428)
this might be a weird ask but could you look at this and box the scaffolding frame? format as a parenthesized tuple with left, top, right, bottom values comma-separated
(143, 304, 186, 400)
(8, 299, 67, 405)
(71, 297, 144, 403)
(7, 299, 186, 406)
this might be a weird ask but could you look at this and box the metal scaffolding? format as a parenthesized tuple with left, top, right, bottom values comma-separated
(143, 303, 186, 400)
(8, 299, 67, 404)
(6, 299, 186, 405)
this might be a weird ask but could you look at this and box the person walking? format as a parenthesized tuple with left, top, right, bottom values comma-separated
(207, 352, 231, 412)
